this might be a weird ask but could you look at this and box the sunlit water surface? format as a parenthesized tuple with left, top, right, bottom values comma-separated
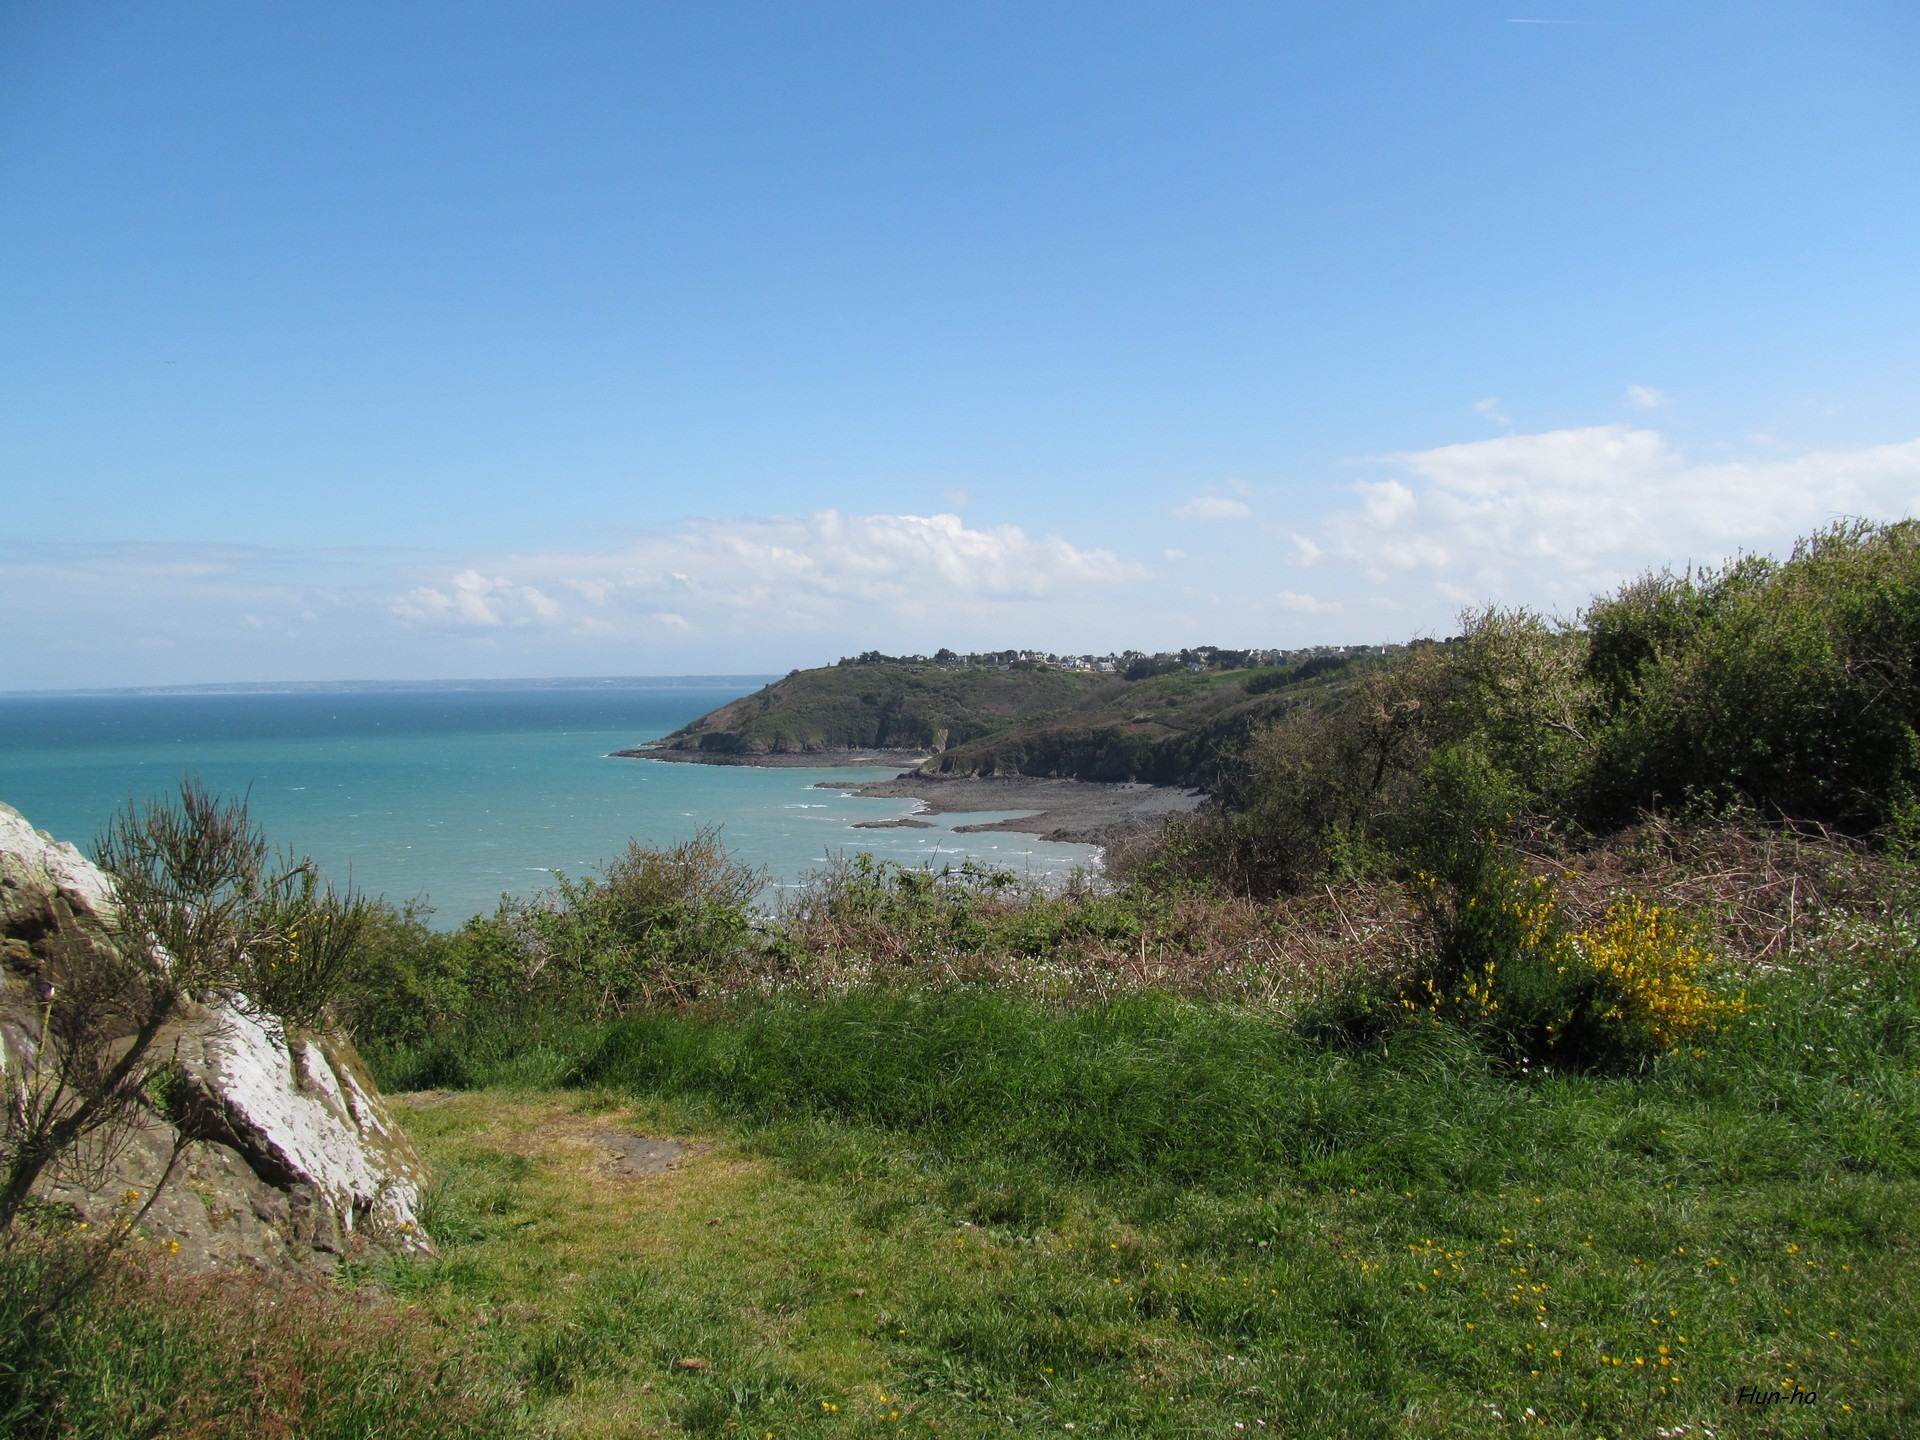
(0, 686, 1096, 927)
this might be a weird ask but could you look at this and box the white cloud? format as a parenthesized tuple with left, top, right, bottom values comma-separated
(0, 513, 1151, 689)
(1277, 590, 1340, 614)
(1315, 425, 1920, 613)
(390, 510, 1146, 637)
(396, 569, 564, 628)
(1173, 495, 1253, 520)
(1474, 397, 1513, 428)
(1626, 384, 1670, 409)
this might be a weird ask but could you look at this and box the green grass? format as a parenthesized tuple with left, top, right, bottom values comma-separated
(347, 944, 1919, 1438)
(14, 912, 1910, 1436)
(0, 1233, 516, 1439)
(377, 947, 1920, 1194)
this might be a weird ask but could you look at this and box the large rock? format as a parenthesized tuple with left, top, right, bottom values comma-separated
(1, 802, 430, 1270)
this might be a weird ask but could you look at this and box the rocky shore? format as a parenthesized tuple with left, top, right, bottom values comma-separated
(612, 745, 1207, 844)
(612, 744, 932, 769)
(818, 773, 1205, 844)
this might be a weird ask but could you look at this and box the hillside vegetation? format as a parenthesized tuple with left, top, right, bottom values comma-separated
(1157, 518, 1920, 897)
(644, 663, 1105, 757)
(643, 650, 1372, 787)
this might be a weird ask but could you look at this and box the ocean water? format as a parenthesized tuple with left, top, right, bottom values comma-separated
(0, 685, 1098, 926)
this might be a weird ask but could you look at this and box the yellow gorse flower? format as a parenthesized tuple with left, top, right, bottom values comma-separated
(1574, 897, 1742, 1051)
(1414, 865, 1742, 1056)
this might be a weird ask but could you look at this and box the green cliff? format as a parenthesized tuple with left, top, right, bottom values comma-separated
(638, 653, 1373, 787)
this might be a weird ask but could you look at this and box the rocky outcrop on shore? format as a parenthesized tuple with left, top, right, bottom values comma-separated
(817, 774, 1206, 844)
(0, 802, 430, 1271)
(618, 743, 932, 768)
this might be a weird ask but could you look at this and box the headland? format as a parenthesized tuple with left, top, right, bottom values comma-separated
(613, 644, 1385, 844)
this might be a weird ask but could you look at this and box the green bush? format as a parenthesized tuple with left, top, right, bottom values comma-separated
(1138, 643, 1459, 897)
(1584, 520, 1920, 831)
(1404, 848, 1607, 1067)
(780, 851, 1019, 957)
(529, 825, 765, 1011)
(338, 828, 767, 1058)
(778, 852, 1144, 968)
(331, 898, 465, 1046)
(1142, 520, 1920, 902)
(1374, 743, 1749, 1070)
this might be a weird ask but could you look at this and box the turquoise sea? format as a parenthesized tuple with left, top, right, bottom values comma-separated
(0, 684, 1097, 926)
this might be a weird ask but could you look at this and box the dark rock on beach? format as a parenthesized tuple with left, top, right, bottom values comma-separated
(818, 774, 1205, 845)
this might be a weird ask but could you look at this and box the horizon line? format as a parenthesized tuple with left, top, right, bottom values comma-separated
(0, 674, 786, 700)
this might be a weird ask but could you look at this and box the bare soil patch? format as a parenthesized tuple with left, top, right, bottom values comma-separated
(591, 1132, 704, 1177)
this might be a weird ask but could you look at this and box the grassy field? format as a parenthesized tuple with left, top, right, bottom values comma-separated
(354, 943, 1917, 1440)
(9, 866, 1916, 1440)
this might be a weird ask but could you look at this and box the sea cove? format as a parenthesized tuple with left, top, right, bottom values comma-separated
(0, 684, 1099, 925)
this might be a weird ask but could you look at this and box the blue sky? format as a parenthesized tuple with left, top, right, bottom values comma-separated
(4, 1, 1918, 687)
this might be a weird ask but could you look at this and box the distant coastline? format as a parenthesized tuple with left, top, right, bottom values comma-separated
(0, 675, 783, 701)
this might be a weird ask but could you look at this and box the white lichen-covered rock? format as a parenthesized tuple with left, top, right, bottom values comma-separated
(174, 1004, 430, 1255)
(0, 801, 117, 923)
(1, 800, 430, 1269)
(2, 805, 112, 1079)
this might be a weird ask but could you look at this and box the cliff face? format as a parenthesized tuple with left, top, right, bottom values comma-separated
(0, 802, 430, 1271)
